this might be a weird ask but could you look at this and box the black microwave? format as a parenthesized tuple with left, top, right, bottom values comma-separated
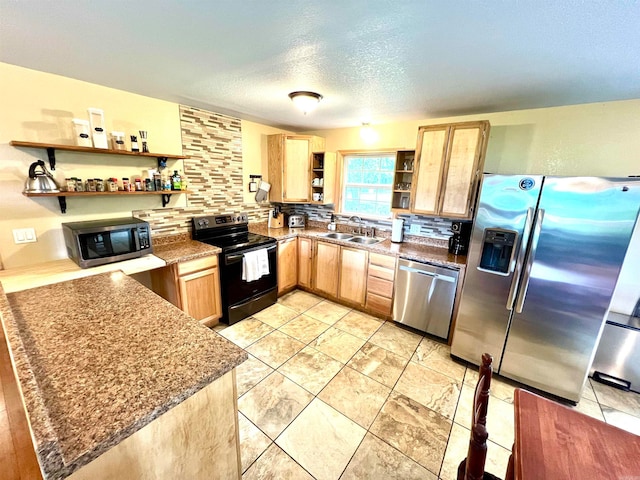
(62, 217, 153, 268)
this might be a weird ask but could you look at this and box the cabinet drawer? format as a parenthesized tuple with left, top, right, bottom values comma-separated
(368, 264, 395, 282)
(369, 253, 396, 270)
(366, 292, 393, 315)
(367, 275, 394, 298)
(177, 255, 218, 276)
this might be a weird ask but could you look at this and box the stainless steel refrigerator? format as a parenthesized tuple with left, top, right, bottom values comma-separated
(451, 174, 640, 402)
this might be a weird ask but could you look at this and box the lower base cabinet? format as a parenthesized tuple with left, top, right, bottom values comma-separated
(151, 255, 222, 326)
(277, 237, 298, 295)
(339, 247, 368, 306)
(365, 252, 396, 317)
(314, 241, 340, 297)
(297, 237, 313, 288)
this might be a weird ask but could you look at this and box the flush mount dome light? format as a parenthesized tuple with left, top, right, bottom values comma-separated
(288, 91, 323, 115)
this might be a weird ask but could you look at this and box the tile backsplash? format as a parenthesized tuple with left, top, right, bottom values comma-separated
(134, 105, 271, 236)
(133, 103, 460, 242)
(279, 203, 457, 240)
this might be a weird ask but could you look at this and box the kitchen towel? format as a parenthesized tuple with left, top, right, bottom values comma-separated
(242, 248, 270, 282)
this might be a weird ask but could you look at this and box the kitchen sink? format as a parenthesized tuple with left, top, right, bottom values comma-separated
(320, 232, 354, 240)
(347, 236, 384, 245)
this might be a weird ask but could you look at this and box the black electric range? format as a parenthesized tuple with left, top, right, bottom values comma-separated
(192, 213, 277, 324)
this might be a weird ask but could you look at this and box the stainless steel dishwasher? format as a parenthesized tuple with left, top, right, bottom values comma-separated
(393, 258, 459, 340)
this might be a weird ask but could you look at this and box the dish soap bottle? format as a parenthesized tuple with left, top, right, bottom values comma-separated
(171, 170, 182, 191)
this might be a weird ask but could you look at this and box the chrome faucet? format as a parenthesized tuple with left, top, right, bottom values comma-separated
(348, 215, 363, 235)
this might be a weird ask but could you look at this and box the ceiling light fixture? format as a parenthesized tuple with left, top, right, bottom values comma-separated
(360, 122, 379, 144)
(288, 91, 323, 115)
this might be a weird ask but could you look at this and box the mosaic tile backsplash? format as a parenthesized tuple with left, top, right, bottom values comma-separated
(133, 104, 457, 241)
(133, 105, 271, 235)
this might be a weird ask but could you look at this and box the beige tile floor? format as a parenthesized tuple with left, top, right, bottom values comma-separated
(216, 290, 640, 480)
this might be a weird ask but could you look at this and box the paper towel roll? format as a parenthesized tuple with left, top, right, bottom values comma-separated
(392, 218, 404, 243)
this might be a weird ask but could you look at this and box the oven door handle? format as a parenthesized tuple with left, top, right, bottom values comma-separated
(225, 244, 276, 264)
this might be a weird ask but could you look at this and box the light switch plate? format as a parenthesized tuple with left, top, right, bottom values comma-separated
(409, 224, 421, 234)
(13, 228, 37, 244)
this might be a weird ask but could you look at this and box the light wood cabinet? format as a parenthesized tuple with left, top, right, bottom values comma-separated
(365, 252, 396, 317)
(277, 237, 298, 295)
(314, 241, 340, 297)
(311, 152, 337, 205)
(391, 150, 415, 212)
(267, 134, 326, 203)
(297, 237, 313, 288)
(339, 247, 368, 306)
(151, 255, 222, 326)
(411, 121, 490, 219)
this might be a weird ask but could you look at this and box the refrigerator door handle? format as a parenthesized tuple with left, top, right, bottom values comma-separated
(514, 208, 545, 313)
(506, 207, 535, 310)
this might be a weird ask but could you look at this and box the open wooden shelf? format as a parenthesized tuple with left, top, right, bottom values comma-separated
(10, 141, 185, 159)
(23, 190, 193, 213)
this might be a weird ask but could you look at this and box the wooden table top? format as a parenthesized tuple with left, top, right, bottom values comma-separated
(513, 388, 640, 479)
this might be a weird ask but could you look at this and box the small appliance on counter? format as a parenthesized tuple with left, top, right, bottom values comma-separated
(448, 220, 472, 255)
(391, 218, 404, 243)
(268, 206, 284, 228)
(288, 214, 305, 228)
(62, 217, 153, 268)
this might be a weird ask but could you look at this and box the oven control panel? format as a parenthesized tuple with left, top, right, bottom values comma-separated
(193, 213, 249, 231)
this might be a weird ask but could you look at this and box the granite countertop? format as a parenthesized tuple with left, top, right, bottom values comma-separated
(249, 223, 467, 269)
(151, 232, 221, 264)
(1, 273, 246, 480)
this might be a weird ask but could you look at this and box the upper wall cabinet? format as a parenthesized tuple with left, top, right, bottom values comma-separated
(411, 121, 490, 219)
(267, 134, 328, 203)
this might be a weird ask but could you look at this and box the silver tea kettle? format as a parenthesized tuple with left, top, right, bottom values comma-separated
(24, 160, 60, 193)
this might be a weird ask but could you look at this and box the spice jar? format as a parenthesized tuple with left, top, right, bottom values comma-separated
(86, 178, 96, 192)
(95, 178, 105, 192)
(145, 178, 153, 191)
(107, 178, 119, 192)
(122, 177, 130, 191)
(134, 177, 143, 191)
(65, 178, 76, 192)
(75, 178, 84, 192)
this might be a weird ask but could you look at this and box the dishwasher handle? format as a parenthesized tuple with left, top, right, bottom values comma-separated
(398, 264, 457, 283)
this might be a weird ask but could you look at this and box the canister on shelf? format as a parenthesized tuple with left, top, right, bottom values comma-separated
(122, 177, 130, 191)
(111, 131, 126, 151)
(72, 119, 92, 147)
(86, 178, 96, 192)
(134, 177, 143, 191)
(95, 178, 105, 192)
(154, 174, 162, 192)
(65, 178, 76, 192)
(75, 178, 84, 192)
(145, 178, 153, 191)
(107, 178, 119, 192)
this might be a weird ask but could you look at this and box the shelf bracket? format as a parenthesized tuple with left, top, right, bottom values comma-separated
(161, 193, 172, 207)
(57, 196, 67, 214)
(46, 147, 56, 171)
(157, 156, 168, 171)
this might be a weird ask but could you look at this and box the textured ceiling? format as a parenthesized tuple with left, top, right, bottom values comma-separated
(1, 1, 639, 131)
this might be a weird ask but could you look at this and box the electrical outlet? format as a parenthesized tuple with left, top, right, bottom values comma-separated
(409, 224, 421, 235)
(13, 228, 37, 244)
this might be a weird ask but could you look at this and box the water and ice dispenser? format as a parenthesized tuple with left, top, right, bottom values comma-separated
(478, 229, 517, 275)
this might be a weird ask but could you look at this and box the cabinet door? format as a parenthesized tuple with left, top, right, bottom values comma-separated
(178, 267, 221, 325)
(412, 126, 449, 214)
(278, 238, 298, 295)
(339, 247, 368, 305)
(298, 237, 313, 288)
(440, 121, 489, 218)
(283, 138, 310, 202)
(314, 241, 340, 297)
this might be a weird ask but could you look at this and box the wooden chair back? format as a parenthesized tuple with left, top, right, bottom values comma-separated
(457, 353, 496, 480)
